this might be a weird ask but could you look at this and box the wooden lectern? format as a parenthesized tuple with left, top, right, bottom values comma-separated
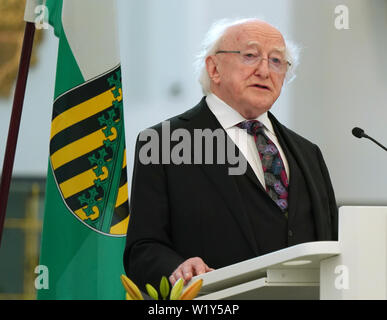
(191, 206, 387, 300)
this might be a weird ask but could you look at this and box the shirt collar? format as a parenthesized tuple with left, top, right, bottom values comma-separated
(206, 93, 275, 134)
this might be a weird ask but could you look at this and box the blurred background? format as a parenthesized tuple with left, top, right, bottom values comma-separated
(0, 0, 386, 299)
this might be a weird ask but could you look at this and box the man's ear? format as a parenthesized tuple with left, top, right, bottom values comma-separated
(206, 55, 220, 84)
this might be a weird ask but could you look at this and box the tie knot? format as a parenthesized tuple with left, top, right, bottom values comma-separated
(237, 120, 264, 136)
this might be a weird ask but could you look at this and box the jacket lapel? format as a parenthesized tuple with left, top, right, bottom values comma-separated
(244, 160, 266, 192)
(178, 98, 259, 255)
(271, 121, 300, 221)
(268, 112, 329, 239)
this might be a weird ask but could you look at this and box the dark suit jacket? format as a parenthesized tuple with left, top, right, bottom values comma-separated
(124, 97, 338, 290)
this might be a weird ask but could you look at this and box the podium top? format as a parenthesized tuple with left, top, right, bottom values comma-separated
(192, 241, 340, 294)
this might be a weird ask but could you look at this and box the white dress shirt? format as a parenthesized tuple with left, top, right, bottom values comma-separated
(206, 93, 290, 189)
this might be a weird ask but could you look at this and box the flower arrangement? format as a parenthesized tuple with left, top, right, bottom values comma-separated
(121, 275, 203, 300)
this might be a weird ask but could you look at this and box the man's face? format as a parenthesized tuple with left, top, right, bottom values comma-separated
(207, 22, 287, 119)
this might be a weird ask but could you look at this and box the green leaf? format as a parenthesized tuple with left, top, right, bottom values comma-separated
(160, 276, 170, 300)
(145, 283, 159, 300)
(170, 278, 184, 300)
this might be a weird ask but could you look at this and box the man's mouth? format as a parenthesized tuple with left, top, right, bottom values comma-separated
(251, 84, 270, 90)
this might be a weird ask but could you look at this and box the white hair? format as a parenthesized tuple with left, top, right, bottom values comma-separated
(194, 18, 301, 95)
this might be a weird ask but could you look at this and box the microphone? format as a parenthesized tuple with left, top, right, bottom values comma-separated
(352, 127, 387, 152)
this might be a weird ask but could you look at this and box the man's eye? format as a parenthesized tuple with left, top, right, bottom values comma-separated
(244, 53, 258, 59)
(270, 57, 282, 65)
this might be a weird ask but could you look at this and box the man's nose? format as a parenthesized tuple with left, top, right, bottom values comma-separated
(254, 57, 270, 78)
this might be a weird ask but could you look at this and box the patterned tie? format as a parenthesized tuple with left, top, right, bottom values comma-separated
(237, 120, 289, 215)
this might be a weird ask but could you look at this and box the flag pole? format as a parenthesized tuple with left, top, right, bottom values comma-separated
(0, 21, 36, 247)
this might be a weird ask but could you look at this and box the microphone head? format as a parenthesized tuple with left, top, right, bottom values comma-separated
(352, 127, 365, 138)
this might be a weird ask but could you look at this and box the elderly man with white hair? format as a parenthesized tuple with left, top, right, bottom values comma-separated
(124, 18, 338, 291)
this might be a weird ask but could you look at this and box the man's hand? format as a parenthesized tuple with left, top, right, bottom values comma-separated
(169, 257, 214, 286)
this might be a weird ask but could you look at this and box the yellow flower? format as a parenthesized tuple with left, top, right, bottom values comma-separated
(170, 278, 184, 300)
(145, 283, 159, 300)
(120, 275, 203, 300)
(179, 279, 203, 300)
(120, 274, 144, 300)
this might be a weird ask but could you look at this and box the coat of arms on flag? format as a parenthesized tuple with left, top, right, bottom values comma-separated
(49, 66, 129, 236)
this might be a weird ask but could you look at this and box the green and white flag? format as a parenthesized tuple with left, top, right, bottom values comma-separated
(38, 0, 129, 299)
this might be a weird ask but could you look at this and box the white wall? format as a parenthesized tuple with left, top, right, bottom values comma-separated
(287, 0, 387, 205)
